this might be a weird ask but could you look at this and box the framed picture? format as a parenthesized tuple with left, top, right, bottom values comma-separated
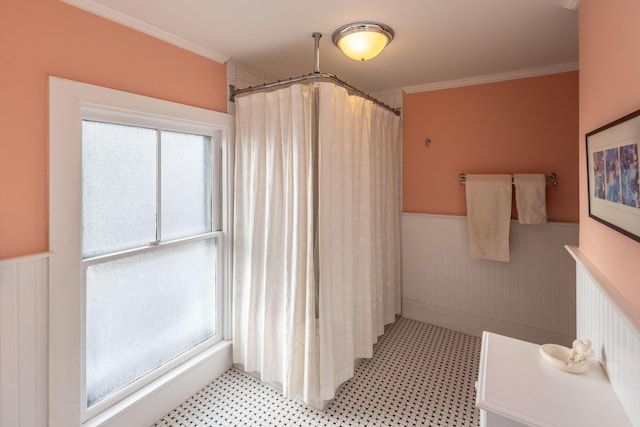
(586, 108, 640, 242)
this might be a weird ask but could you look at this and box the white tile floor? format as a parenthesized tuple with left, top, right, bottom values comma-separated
(153, 317, 481, 426)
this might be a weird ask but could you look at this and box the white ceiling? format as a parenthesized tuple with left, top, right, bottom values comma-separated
(63, 0, 579, 93)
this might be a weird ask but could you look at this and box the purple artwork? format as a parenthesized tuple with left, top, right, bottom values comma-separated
(620, 143, 640, 208)
(586, 108, 640, 242)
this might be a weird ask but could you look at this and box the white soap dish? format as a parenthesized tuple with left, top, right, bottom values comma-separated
(539, 343, 588, 373)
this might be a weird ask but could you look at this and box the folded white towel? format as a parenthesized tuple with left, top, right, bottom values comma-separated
(465, 174, 512, 262)
(514, 174, 547, 224)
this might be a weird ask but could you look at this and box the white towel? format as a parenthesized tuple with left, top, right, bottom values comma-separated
(465, 174, 512, 262)
(514, 174, 547, 224)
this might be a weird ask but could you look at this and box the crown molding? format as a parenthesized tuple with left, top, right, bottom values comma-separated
(403, 61, 579, 94)
(60, 0, 229, 64)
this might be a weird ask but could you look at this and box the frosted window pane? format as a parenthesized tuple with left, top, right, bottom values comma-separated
(85, 239, 217, 407)
(161, 131, 212, 241)
(82, 121, 157, 258)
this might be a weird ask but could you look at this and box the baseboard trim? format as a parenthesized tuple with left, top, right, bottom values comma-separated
(402, 299, 573, 346)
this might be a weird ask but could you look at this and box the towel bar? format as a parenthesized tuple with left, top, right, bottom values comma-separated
(458, 173, 557, 187)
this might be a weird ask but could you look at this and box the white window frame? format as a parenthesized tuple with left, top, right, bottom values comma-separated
(49, 77, 234, 426)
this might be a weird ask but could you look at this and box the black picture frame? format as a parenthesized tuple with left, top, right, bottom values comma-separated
(586, 108, 640, 243)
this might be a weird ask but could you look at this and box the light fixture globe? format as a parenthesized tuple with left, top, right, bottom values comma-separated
(332, 22, 394, 61)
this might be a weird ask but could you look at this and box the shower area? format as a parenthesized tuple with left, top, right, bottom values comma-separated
(230, 33, 402, 408)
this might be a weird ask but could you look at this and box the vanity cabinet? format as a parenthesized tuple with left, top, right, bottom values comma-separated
(475, 331, 630, 427)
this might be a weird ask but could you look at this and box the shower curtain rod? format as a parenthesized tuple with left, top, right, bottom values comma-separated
(230, 32, 400, 116)
(229, 72, 401, 117)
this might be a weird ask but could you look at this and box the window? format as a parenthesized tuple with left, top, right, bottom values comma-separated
(49, 77, 233, 425)
(82, 120, 222, 410)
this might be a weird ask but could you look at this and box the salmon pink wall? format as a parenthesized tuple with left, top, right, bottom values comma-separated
(403, 72, 579, 223)
(580, 2, 640, 309)
(0, 0, 227, 259)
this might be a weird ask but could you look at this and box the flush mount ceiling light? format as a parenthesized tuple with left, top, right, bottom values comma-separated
(332, 22, 394, 62)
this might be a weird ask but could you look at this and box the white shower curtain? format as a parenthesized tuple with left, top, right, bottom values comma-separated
(233, 81, 401, 407)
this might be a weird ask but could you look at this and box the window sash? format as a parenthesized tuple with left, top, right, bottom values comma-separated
(82, 235, 222, 417)
(81, 119, 221, 254)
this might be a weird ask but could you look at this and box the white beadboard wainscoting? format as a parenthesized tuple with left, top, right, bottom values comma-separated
(0, 253, 50, 427)
(401, 213, 579, 345)
(1, 250, 232, 427)
(567, 246, 640, 426)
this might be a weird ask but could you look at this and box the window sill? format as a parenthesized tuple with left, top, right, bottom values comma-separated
(83, 340, 232, 427)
